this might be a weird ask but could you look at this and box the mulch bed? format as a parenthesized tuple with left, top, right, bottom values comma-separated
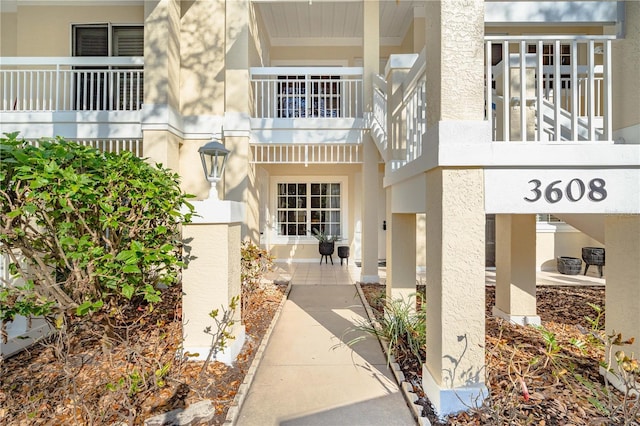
(2, 281, 637, 425)
(360, 284, 639, 425)
(0, 282, 286, 425)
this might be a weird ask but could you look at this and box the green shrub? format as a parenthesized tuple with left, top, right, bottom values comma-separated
(0, 133, 194, 325)
(350, 293, 426, 366)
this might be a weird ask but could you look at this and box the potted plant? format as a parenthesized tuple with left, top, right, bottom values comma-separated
(312, 229, 339, 264)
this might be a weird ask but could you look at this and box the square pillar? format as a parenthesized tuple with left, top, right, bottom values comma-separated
(387, 212, 417, 302)
(360, 137, 381, 283)
(604, 215, 640, 366)
(182, 199, 246, 365)
(420, 0, 489, 417)
(360, 0, 381, 283)
(142, 0, 182, 171)
(423, 167, 487, 416)
(493, 214, 540, 326)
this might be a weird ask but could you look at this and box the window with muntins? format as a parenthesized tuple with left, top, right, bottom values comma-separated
(276, 182, 341, 238)
(527, 43, 571, 66)
(527, 43, 571, 89)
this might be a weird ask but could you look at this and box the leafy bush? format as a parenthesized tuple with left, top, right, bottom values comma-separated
(0, 133, 194, 326)
(240, 240, 273, 317)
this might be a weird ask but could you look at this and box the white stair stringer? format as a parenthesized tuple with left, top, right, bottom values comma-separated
(539, 98, 604, 142)
(554, 214, 605, 244)
(369, 116, 389, 162)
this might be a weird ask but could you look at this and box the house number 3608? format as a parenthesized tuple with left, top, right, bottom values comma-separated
(524, 178, 607, 203)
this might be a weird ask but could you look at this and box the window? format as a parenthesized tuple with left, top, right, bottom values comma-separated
(73, 24, 144, 57)
(527, 43, 571, 89)
(72, 24, 144, 110)
(276, 75, 341, 118)
(536, 214, 563, 223)
(527, 43, 571, 66)
(276, 182, 341, 238)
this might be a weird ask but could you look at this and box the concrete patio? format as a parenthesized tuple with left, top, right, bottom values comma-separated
(265, 260, 606, 288)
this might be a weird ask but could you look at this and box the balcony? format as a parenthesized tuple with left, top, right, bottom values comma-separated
(250, 67, 363, 119)
(249, 67, 366, 164)
(486, 35, 614, 143)
(1, 57, 143, 112)
(0, 56, 144, 144)
(374, 35, 614, 176)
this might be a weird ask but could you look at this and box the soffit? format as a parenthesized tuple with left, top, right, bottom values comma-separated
(254, 0, 424, 47)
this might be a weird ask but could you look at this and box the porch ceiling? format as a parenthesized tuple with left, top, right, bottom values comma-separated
(253, 0, 423, 46)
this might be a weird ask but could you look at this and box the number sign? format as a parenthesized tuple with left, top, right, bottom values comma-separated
(484, 169, 640, 214)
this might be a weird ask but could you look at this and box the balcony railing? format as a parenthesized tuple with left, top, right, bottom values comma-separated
(23, 138, 144, 157)
(371, 74, 387, 159)
(252, 143, 361, 164)
(486, 35, 613, 142)
(372, 35, 614, 175)
(250, 67, 363, 119)
(0, 57, 144, 112)
(385, 49, 427, 171)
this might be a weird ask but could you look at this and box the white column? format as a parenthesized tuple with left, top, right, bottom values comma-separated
(493, 214, 540, 326)
(387, 211, 417, 302)
(360, 0, 380, 282)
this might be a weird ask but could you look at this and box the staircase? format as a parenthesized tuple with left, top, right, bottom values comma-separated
(554, 214, 605, 244)
(539, 98, 604, 142)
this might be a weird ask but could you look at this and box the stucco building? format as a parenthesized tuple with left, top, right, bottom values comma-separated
(1, 0, 639, 416)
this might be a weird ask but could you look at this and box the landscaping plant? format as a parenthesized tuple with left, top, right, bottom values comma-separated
(0, 133, 194, 422)
(0, 132, 194, 329)
(240, 240, 274, 318)
(349, 292, 426, 367)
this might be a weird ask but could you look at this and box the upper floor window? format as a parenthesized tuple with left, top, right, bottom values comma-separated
(527, 43, 571, 89)
(73, 24, 143, 57)
(72, 24, 143, 111)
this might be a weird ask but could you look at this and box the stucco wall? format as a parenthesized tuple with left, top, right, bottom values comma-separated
(612, 1, 640, 137)
(249, 1, 270, 67)
(0, 12, 17, 56)
(536, 227, 602, 271)
(485, 25, 604, 36)
(178, 138, 214, 199)
(14, 6, 143, 56)
(270, 45, 362, 66)
(179, 0, 226, 116)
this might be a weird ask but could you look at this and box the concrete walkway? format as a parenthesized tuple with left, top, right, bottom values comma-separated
(235, 261, 605, 425)
(236, 263, 416, 426)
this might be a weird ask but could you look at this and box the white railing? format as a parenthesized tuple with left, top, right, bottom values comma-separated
(1, 57, 144, 112)
(376, 36, 613, 176)
(23, 138, 143, 157)
(404, 76, 426, 163)
(250, 67, 363, 119)
(387, 49, 427, 169)
(251, 143, 361, 164)
(486, 36, 613, 142)
(371, 74, 388, 157)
